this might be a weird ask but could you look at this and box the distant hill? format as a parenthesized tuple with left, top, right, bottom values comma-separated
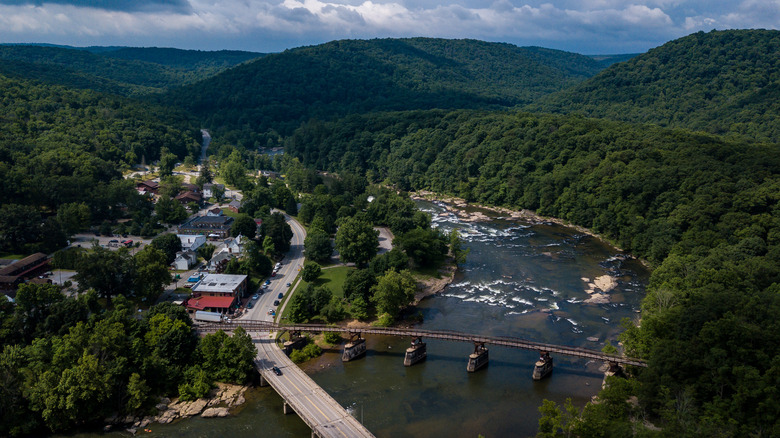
(168, 38, 607, 143)
(588, 53, 640, 67)
(530, 30, 780, 143)
(0, 45, 262, 96)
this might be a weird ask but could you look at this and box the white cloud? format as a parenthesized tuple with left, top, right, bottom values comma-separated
(0, 1, 777, 53)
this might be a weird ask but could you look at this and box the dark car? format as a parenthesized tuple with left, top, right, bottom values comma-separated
(272, 366, 282, 376)
(247, 301, 254, 309)
(273, 300, 280, 306)
(277, 293, 283, 299)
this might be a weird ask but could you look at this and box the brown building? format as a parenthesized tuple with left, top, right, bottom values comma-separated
(0, 253, 50, 293)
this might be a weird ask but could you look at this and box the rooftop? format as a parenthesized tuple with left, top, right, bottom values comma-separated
(186, 295, 235, 310)
(192, 273, 247, 293)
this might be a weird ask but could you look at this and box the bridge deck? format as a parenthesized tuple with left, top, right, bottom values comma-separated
(252, 333, 375, 438)
(199, 321, 647, 368)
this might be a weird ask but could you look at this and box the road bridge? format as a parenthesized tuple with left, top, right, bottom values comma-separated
(198, 320, 647, 368)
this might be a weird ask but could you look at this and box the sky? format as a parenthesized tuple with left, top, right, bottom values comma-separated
(0, 0, 777, 54)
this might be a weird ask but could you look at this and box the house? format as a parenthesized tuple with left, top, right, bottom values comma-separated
(181, 183, 199, 193)
(178, 234, 206, 252)
(0, 253, 50, 292)
(136, 180, 159, 195)
(177, 215, 234, 239)
(175, 190, 202, 206)
(206, 207, 223, 217)
(222, 234, 246, 255)
(228, 199, 242, 213)
(208, 251, 233, 272)
(171, 250, 198, 270)
(203, 183, 225, 199)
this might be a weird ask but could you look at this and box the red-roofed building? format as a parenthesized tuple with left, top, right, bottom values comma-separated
(184, 295, 236, 313)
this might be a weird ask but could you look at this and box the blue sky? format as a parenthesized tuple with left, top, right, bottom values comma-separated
(0, 0, 777, 54)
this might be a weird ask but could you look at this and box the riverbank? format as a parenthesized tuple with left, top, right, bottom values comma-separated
(105, 383, 250, 434)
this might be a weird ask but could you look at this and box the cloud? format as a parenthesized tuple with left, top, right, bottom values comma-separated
(0, 1, 777, 53)
(0, 0, 191, 12)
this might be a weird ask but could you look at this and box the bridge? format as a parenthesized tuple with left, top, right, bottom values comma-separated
(198, 320, 647, 367)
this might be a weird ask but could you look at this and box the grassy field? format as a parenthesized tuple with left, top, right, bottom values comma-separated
(301, 265, 354, 298)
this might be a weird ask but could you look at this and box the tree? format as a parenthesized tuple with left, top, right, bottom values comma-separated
(449, 229, 470, 268)
(395, 228, 448, 267)
(304, 228, 333, 263)
(343, 269, 376, 302)
(231, 213, 257, 239)
(57, 202, 91, 236)
(75, 245, 135, 303)
(285, 195, 298, 215)
(246, 241, 273, 276)
(197, 243, 216, 261)
(196, 162, 213, 188)
(0, 204, 43, 253)
(261, 212, 293, 255)
(262, 235, 275, 256)
(335, 217, 378, 266)
(134, 246, 171, 302)
(370, 269, 416, 320)
(151, 233, 182, 265)
(302, 262, 322, 282)
(154, 196, 188, 224)
(158, 147, 177, 177)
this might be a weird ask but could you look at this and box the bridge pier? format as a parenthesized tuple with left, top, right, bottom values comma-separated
(283, 334, 308, 355)
(467, 342, 489, 372)
(532, 351, 553, 380)
(283, 401, 294, 415)
(404, 337, 427, 366)
(342, 333, 367, 362)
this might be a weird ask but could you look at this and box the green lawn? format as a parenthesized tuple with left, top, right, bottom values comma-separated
(302, 265, 354, 298)
(221, 208, 240, 218)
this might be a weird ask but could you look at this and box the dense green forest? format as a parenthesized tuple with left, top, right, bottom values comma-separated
(0, 45, 261, 96)
(0, 72, 199, 253)
(167, 38, 606, 147)
(531, 30, 780, 143)
(0, 291, 256, 436)
(286, 109, 780, 435)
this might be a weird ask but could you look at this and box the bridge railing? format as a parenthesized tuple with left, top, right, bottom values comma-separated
(196, 320, 647, 367)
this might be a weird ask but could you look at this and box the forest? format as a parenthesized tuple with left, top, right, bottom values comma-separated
(166, 37, 607, 148)
(0, 29, 779, 436)
(530, 30, 780, 143)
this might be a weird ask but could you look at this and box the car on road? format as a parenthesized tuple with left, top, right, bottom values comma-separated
(252, 294, 259, 300)
(247, 301, 254, 309)
(267, 309, 275, 316)
(286, 282, 291, 287)
(277, 293, 283, 299)
(272, 366, 282, 376)
(273, 300, 280, 306)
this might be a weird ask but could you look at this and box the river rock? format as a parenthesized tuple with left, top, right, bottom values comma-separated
(155, 403, 168, 411)
(179, 398, 208, 416)
(202, 407, 230, 418)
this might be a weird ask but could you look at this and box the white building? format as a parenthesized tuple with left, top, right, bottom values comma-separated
(178, 234, 207, 252)
(171, 250, 198, 270)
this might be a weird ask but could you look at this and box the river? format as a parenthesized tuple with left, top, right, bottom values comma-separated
(68, 200, 648, 438)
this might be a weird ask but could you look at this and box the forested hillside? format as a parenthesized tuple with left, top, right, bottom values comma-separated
(0, 73, 199, 253)
(0, 45, 261, 96)
(530, 30, 780, 143)
(286, 109, 780, 434)
(168, 38, 605, 147)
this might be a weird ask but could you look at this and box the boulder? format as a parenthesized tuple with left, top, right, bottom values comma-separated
(201, 407, 230, 418)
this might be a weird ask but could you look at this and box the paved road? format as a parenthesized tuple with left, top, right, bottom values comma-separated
(242, 212, 306, 321)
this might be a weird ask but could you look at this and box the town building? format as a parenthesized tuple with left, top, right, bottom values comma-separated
(202, 183, 225, 199)
(177, 215, 234, 239)
(0, 253, 50, 293)
(184, 273, 247, 314)
(178, 234, 206, 252)
(171, 250, 198, 270)
(175, 190, 202, 206)
(228, 199, 242, 213)
(136, 180, 159, 195)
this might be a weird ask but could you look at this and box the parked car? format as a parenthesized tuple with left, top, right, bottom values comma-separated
(277, 293, 283, 299)
(273, 300, 280, 306)
(272, 366, 282, 376)
(252, 294, 259, 300)
(247, 301, 254, 309)
(286, 282, 291, 287)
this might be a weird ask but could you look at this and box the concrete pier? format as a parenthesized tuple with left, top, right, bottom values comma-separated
(404, 337, 427, 366)
(342, 337, 367, 362)
(283, 401, 294, 415)
(283, 336, 308, 355)
(467, 343, 489, 372)
(532, 352, 553, 380)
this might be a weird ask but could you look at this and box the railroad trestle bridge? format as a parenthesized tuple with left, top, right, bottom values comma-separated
(196, 320, 647, 369)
